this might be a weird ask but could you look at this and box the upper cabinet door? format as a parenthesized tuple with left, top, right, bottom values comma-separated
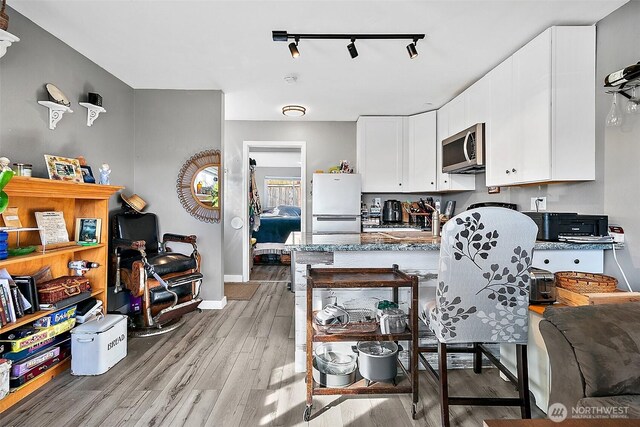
(406, 112, 437, 192)
(465, 77, 491, 129)
(514, 28, 552, 183)
(487, 57, 517, 187)
(357, 117, 404, 193)
(448, 94, 466, 135)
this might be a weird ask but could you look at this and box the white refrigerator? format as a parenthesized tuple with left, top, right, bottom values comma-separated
(312, 173, 361, 234)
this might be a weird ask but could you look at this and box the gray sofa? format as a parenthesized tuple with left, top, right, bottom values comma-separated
(539, 303, 640, 419)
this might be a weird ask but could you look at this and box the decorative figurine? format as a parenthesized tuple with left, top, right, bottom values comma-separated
(0, 157, 11, 172)
(99, 163, 111, 185)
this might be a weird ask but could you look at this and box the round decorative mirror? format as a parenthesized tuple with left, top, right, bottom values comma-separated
(177, 150, 221, 223)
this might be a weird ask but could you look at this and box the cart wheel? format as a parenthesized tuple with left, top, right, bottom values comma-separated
(303, 405, 312, 422)
(411, 402, 418, 419)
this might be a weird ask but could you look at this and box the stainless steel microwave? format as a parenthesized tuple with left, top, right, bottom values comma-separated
(442, 123, 485, 174)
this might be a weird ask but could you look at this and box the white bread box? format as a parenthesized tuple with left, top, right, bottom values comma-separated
(71, 314, 127, 375)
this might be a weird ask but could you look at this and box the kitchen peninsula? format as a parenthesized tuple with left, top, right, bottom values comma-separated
(286, 230, 616, 410)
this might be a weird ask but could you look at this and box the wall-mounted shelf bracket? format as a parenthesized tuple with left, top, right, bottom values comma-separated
(79, 102, 106, 127)
(38, 101, 73, 130)
(0, 29, 19, 60)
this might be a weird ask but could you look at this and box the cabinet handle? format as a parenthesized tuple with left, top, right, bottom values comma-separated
(543, 259, 550, 264)
(399, 183, 402, 186)
(505, 170, 510, 174)
(444, 180, 448, 183)
(574, 259, 580, 264)
(512, 168, 517, 173)
(431, 182, 434, 185)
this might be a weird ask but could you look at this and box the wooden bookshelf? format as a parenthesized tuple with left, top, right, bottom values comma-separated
(0, 177, 122, 413)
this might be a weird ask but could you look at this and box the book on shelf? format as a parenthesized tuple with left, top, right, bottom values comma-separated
(0, 317, 76, 352)
(0, 279, 15, 324)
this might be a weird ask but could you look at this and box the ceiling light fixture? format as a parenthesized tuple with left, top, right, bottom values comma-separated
(289, 37, 300, 58)
(272, 31, 425, 59)
(347, 38, 358, 59)
(282, 105, 306, 117)
(407, 38, 419, 59)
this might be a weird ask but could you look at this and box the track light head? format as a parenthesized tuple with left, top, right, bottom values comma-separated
(347, 39, 358, 59)
(407, 42, 418, 59)
(289, 37, 300, 58)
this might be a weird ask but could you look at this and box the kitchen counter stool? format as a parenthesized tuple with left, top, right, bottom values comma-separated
(304, 264, 419, 421)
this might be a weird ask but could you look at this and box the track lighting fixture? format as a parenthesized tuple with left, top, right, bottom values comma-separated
(347, 39, 358, 59)
(272, 31, 425, 59)
(407, 38, 419, 59)
(289, 37, 300, 58)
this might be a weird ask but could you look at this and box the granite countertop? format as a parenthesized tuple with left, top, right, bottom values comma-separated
(362, 222, 425, 230)
(285, 231, 619, 252)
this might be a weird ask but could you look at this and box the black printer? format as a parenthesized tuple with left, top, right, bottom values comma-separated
(523, 212, 608, 242)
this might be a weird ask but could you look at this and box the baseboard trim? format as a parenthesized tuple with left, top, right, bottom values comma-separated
(224, 274, 243, 283)
(199, 297, 227, 310)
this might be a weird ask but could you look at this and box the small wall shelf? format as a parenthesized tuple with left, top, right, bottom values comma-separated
(79, 102, 106, 127)
(37, 101, 73, 130)
(0, 29, 20, 60)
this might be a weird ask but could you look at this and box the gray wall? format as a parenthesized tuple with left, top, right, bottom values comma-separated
(224, 120, 356, 277)
(0, 8, 135, 205)
(254, 166, 301, 206)
(446, 1, 640, 289)
(134, 90, 225, 301)
(599, 0, 640, 290)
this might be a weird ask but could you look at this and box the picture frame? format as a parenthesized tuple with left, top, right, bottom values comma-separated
(75, 218, 101, 244)
(44, 155, 83, 183)
(80, 165, 95, 184)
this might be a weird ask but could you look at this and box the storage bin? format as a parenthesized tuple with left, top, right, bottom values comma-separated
(71, 314, 127, 375)
(0, 358, 10, 400)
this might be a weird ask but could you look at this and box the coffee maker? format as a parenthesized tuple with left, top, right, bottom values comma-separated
(382, 200, 402, 223)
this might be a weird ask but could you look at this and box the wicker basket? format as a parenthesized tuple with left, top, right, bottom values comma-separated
(554, 271, 618, 294)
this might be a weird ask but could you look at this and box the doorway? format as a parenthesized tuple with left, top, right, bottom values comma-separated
(242, 141, 306, 282)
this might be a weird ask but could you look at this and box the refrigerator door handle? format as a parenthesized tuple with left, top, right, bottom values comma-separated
(315, 216, 358, 222)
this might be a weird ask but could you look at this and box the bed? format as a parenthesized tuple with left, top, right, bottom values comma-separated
(252, 205, 301, 263)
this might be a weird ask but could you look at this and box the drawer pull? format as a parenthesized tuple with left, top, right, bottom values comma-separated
(543, 259, 550, 264)
(574, 259, 580, 264)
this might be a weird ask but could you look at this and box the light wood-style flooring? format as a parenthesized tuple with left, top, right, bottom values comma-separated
(1, 265, 543, 426)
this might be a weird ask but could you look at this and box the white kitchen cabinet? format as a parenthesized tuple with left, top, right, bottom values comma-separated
(487, 57, 518, 187)
(357, 114, 438, 193)
(436, 104, 476, 192)
(465, 77, 491, 133)
(356, 117, 404, 192)
(405, 112, 438, 192)
(485, 26, 595, 187)
(448, 93, 466, 135)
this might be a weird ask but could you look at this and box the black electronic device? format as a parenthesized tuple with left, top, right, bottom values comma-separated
(468, 202, 518, 211)
(523, 212, 608, 242)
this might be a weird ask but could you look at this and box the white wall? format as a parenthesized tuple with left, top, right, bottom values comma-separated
(224, 120, 356, 277)
(134, 90, 225, 302)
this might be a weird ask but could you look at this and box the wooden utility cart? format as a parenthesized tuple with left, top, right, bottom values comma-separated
(305, 265, 419, 421)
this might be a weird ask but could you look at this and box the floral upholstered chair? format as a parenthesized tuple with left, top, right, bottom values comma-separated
(419, 207, 538, 427)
